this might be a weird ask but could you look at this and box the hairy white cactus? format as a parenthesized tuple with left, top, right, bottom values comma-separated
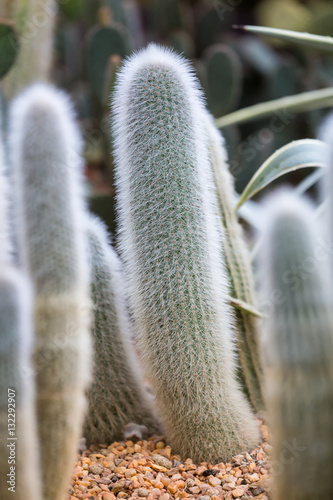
(259, 189, 333, 500)
(10, 84, 92, 500)
(84, 215, 160, 444)
(112, 44, 259, 463)
(0, 268, 42, 500)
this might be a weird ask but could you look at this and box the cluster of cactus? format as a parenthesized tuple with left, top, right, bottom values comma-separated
(0, 40, 266, 500)
(3, 19, 333, 500)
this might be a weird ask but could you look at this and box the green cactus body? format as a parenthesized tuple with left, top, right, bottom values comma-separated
(204, 45, 243, 118)
(87, 25, 129, 103)
(204, 112, 263, 410)
(0, 268, 42, 500)
(84, 215, 161, 444)
(112, 44, 259, 463)
(10, 84, 92, 500)
(259, 190, 333, 500)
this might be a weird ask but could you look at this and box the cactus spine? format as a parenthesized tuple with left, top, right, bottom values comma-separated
(259, 190, 333, 500)
(84, 215, 161, 444)
(112, 44, 259, 463)
(204, 111, 263, 410)
(0, 268, 42, 500)
(10, 84, 92, 500)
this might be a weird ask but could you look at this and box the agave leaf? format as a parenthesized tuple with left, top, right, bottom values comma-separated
(234, 25, 333, 52)
(237, 139, 327, 208)
(216, 88, 333, 128)
(227, 295, 264, 318)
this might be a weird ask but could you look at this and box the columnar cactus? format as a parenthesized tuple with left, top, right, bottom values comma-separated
(10, 84, 92, 500)
(0, 268, 42, 500)
(112, 44, 259, 463)
(204, 111, 263, 410)
(259, 190, 333, 500)
(84, 215, 161, 444)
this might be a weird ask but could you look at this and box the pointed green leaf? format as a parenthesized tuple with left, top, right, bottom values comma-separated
(234, 25, 333, 52)
(227, 295, 264, 318)
(216, 87, 333, 128)
(237, 139, 327, 208)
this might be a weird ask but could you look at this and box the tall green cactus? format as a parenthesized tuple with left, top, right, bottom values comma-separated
(259, 190, 333, 500)
(112, 44, 259, 463)
(84, 215, 161, 444)
(10, 84, 92, 500)
(204, 111, 263, 410)
(0, 267, 42, 500)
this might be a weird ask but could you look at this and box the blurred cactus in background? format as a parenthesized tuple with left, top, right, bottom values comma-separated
(10, 84, 92, 500)
(0, 269, 42, 500)
(258, 190, 333, 500)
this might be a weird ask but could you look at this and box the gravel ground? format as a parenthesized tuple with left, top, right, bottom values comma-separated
(68, 419, 271, 500)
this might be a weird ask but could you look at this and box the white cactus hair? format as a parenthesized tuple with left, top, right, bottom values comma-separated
(112, 43, 259, 461)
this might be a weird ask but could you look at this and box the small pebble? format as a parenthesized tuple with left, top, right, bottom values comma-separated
(248, 473, 260, 483)
(232, 489, 244, 498)
(88, 463, 104, 475)
(167, 483, 178, 494)
(251, 486, 265, 496)
(112, 480, 127, 495)
(152, 454, 173, 469)
(138, 488, 149, 497)
(208, 477, 221, 487)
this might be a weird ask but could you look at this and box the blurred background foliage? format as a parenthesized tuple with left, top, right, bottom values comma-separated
(2, 0, 333, 233)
